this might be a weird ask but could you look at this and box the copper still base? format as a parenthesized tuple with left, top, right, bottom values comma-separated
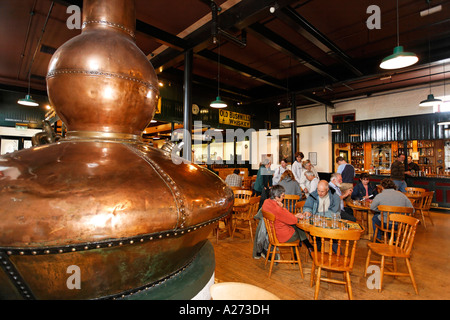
(0, 138, 233, 299)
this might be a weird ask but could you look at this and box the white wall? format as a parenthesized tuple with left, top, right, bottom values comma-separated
(276, 81, 447, 173)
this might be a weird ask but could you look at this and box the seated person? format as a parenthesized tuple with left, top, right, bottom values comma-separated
(278, 170, 302, 212)
(224, 169, 242, 187)
(370, 178, 414, 240)
(329, 173, 356, 222)
(262, 185, 313, 255)
(302, 180, 341, 252)
(303, 170, 319, 198)
(351, 172, 378, 200)
(303, 180, 341, 219)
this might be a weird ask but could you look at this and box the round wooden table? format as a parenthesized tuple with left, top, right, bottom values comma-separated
(347, 200, 374, 240)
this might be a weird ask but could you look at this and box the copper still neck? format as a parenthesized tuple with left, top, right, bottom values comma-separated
(46, 0, 159, 138)
(82, 0, 136, 38)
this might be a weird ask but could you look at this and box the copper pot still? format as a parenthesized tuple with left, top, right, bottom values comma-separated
(0, 0, 233, 300)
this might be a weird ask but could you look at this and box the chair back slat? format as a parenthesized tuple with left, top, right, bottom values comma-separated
(295, 200, 306, 214)
(283, 194, 300, 214)
(246, 196, 260, 219)
(421, 191, 434, 210)
(234, 189, 252, 200)
(310, 226, 361, 270)
(262, 210, 280, 245)
(377, 205, 414, 227)
(388, 214, 419, 255)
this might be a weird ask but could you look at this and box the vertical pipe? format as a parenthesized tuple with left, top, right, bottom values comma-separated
(291, 93, 297, 163)
(183, 49, 193, 161)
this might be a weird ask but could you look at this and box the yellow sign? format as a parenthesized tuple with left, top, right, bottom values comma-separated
(155, 97, 162, 114)
(218, 110, 251, 128)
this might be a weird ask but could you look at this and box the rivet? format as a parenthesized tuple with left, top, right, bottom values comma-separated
(20, 251, 24, 255)
(6, 251, 12, 255)
(96, 245, 100, 248)
(59, 249, 63, 253)
(45, 250, 50, 254)
(72, 248, 76, 252)
(84, 246, 89, 250)
(32, 251, 37, 255)
(130, 240, 134, 244)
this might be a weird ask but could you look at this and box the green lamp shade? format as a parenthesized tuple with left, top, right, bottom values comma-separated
(380, 46, 419, 70)
(419, 94, 442, 107)
(210, 96, 227, 108)
(17, 94, 39, 106)
(281, 115, 294, 123)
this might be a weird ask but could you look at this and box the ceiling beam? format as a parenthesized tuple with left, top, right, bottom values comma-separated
(150, 0, 299, 69)
(275, 6, 364, 77)
(248, 22, 339, 82)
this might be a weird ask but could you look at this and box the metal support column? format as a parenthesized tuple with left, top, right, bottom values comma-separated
(290, 92, 297, 162)
(183, 49, 193, 161)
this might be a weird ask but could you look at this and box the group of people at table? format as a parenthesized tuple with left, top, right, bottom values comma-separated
(224, 151, 415, 253)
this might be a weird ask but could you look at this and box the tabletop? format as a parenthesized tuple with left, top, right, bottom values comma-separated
(296, 217, 364, 233)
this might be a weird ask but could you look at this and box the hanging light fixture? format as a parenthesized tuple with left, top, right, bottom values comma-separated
(419, 2, 442, 108)
(210, 37, 227, 109)
(281, 114, 295, 123)
(331, 125, 341, 133)
(380, 0, 418, 70)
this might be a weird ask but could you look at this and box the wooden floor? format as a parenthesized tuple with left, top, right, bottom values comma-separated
(209, 210, 450, 300)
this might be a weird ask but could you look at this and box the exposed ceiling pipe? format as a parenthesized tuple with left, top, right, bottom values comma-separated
(210, 0, 247, 47)
(17, 0, 37, 80)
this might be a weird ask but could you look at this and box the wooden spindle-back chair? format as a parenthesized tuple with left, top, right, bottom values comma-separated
(365, 214, 420, 294)
(374, 205, 414, 243)
(283, 194, 300, 214)
(233, 189, 252, 200)
(261, 210, 304, 279)
(232, 196, 260, 242)
(309, 226, 362, 300)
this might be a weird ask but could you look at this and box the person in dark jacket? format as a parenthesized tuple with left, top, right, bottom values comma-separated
(351, 173, 378, 200)
(390, 154, 410, 192)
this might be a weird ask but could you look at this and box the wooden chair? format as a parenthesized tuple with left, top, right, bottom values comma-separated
(373, 205, 414, 243)
(419, 191, 434, 228)
(283, 194, 300, 214)
(214, 213, 232, 244)
(261, 210, 304, 279)
(405, 187, 426, 194)
(232, 196, 260, 242)
(242, 177, 253, 190)
(309, 226, 361, 300)
(365, 214, 420, 294)
(295, 200, 306, 214)
(233, 189, 252, 200)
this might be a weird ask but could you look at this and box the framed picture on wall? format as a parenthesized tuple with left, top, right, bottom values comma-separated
(279, 134, 299, 164)
(309, 152, 317, 166)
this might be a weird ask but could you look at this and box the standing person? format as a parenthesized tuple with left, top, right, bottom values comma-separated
(261, 185, 313, 255)
(390, 154, 410, 192)
(336, 156, 355, 192)
(253, 159, 273, 207)
(291, 152, 305, 186)
(351, 172, 378, 200)
(406, 155, 420, 175)
(272, 158, 288, 185)
(224, 169, 242, 187)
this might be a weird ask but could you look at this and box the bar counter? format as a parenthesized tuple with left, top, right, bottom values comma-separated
(354, 174, 450, 210)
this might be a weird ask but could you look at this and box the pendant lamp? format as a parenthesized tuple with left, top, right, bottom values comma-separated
(419, 2, 442, 108)
(18, 94, 39, 106)
(281, 114, 294, 123)
(380, 0, 418, 70)
(210, 38, 227, 109)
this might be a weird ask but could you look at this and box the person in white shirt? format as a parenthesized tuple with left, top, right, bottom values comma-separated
(291, 151, 304, 187)
(272, 158, 288, 185)
(303, 170, 319, 198)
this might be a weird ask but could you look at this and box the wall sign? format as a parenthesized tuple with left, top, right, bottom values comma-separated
(218, 110, 250, 128)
